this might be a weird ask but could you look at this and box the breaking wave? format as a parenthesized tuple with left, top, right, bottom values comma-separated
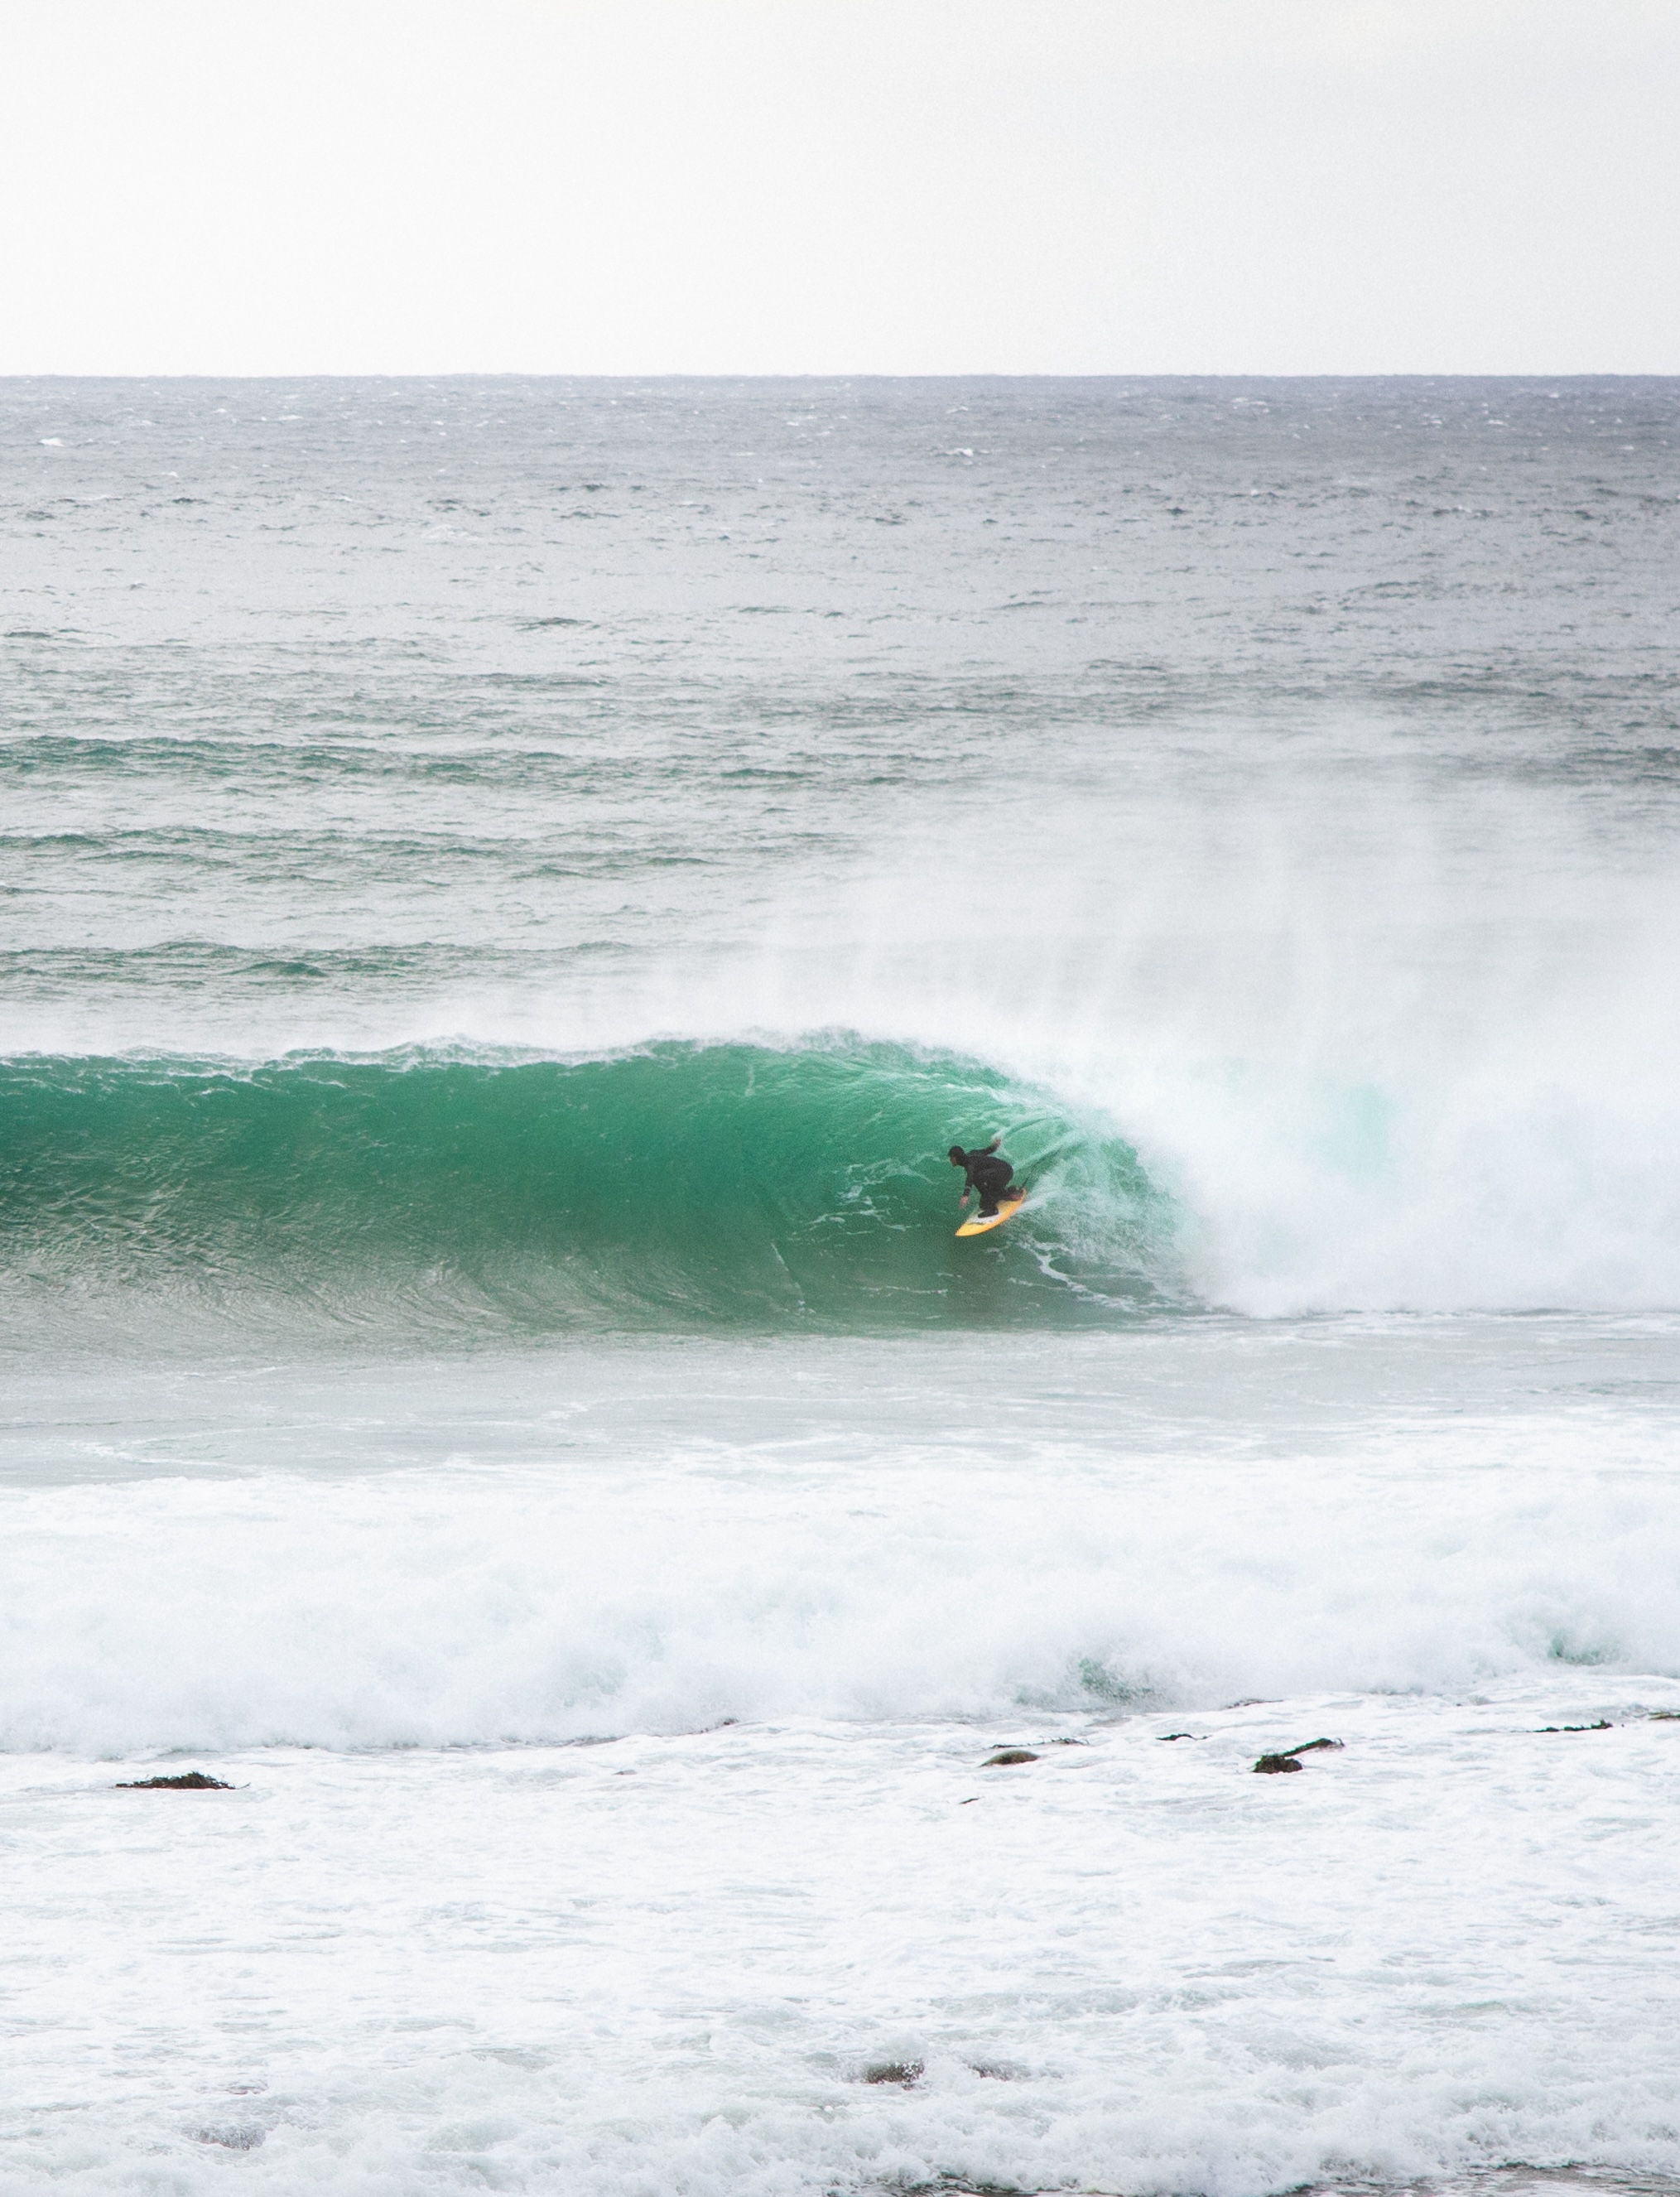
(0, 1038, 1174, 1342)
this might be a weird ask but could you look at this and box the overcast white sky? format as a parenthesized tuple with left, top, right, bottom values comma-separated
(2, 0, 1675, 375)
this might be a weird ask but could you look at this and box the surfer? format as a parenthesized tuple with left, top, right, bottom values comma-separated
(949, 1135, 1018, 1219)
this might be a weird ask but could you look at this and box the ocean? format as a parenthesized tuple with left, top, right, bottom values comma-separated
(2, 375, 1679, 2195)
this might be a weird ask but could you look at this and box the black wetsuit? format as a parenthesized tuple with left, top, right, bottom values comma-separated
(956, 1147, 1015, 1217)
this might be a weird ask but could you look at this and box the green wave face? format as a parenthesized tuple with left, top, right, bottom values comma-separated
(0, 1041, 1176, 1337)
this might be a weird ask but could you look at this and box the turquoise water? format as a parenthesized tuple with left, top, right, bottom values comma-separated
(0, 1041, 1167, 1333)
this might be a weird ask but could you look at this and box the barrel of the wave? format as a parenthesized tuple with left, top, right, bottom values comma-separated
(0, 1045, 1167, 1334)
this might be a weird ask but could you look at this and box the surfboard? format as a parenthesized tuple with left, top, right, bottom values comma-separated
(956, 1190, 1027, 1237)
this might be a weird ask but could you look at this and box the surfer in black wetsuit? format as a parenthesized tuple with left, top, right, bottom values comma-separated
(949, 1135, 1018, 1218)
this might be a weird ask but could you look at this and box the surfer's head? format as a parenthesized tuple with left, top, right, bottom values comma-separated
(948, 1146, 966, 1165)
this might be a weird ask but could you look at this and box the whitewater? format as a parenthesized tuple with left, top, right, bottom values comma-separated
(2, 376, 1679, 2195)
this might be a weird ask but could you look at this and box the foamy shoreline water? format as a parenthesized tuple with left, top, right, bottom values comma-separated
(7, 1679, 1680, 2195)
(3, 1323, 1680, 1753)
(4, 1318, 1678, 2190)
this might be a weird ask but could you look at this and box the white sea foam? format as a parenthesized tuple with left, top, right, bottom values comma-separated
(6, 1691, 1680, 2195)
(4, 1336, 1678, 1755)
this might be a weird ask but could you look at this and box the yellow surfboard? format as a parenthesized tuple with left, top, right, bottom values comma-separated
(956, 1190, 1028, 1237)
